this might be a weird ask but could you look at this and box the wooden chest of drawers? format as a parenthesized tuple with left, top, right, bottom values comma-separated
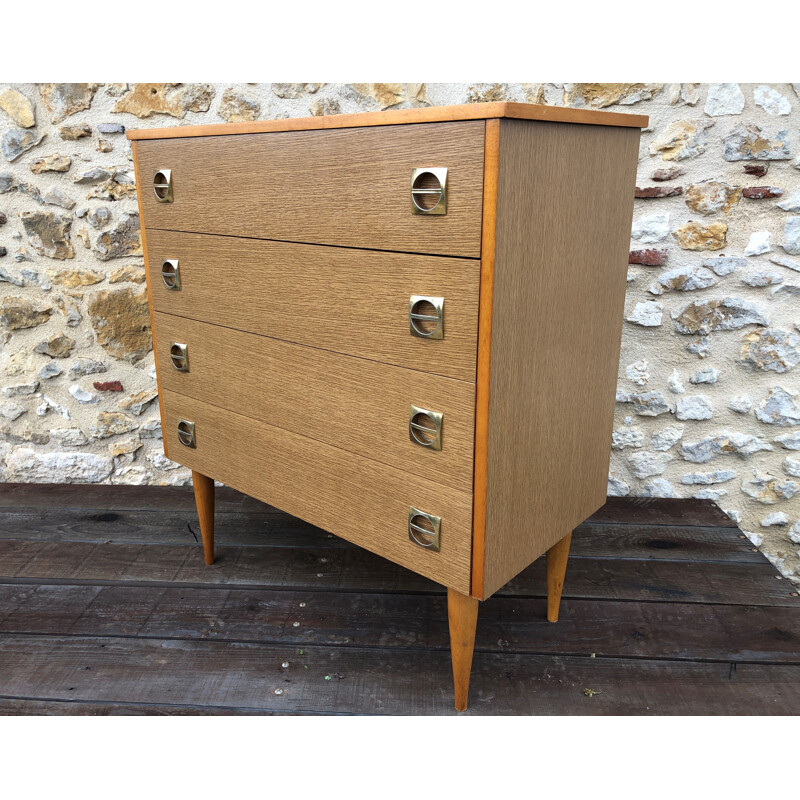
(129, 101, 645, 710)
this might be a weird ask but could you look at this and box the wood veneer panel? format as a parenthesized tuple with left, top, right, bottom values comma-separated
(127, 102, 648, 140)
(145, 230, 480, 381)
(161, 390, 472, 593)
(155, 313, 476, 492)
(481, 119, 641, 598)
(136, 122, 485, 258)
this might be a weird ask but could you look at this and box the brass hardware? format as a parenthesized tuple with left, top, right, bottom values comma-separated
(169, 342, 189, 372)
(411, 167, 447, 215)
(177, 419, 196, 448)
(409, 405, 443, 451)
(161, 259, 181, 290)
(153, 169, 173, 203)
(408, 507, 441, 552)
(409, 295, 444, 339)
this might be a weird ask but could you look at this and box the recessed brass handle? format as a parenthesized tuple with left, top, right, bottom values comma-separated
(177, 419, 196, 448)
(153, 169, 173, 203)
(409, 295, 444, 339)
(409, 405, 443, 451)
(161, 259, 181, 290)
(411, 168, 447, 215)
(408, 507, 441, 552)
(170, 342, 189, 372)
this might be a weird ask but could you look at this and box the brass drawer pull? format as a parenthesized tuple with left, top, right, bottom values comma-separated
(411, 168, 447, 215)
(408, 507, 441, 552)
(169, 342, 189, 372)
(409, 295, 444, 339)
(161, 259, 181, 290)
(153, 169, 173, 203)
(177, 419, 196, 448)
(409, 405, 443, 451)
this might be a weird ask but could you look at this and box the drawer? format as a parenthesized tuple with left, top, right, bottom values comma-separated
(146, 230, 480, 381)
(135, 121, 485, 258)
(162, 390, 472, 592)
(155, 313, 476, 492)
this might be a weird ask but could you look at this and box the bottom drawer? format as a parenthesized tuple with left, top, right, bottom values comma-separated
(162, 389, 473, 592)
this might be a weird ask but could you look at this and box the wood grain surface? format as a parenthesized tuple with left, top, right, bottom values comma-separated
(126, 101, 649, 141)
(161, 390, 473, 592)
(145, 230, 480, 381)
(136, 122, 485, 257)
(154, 313, 476, 492)
(481, 119, 641, 598)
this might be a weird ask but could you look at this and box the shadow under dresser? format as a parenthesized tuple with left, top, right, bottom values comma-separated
(128, 101, 646, 710)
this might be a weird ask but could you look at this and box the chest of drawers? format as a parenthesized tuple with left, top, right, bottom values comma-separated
(129, 101, 645, 710)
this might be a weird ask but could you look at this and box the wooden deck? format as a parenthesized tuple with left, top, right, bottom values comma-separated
(0, 484, 798, 715)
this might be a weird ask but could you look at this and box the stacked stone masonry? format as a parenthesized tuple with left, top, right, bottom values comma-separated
(1, 82, 799, 581)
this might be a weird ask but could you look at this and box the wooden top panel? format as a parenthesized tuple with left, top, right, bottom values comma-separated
(126, 101, 649, 140)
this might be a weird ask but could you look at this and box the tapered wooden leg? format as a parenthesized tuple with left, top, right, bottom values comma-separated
(546, 531, 572, 622)
(447, 588, 480, 711)
(191, 470, 215, 565)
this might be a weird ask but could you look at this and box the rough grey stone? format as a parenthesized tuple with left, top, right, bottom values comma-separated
(49, 428, 89, 447)
(681, 469, 737, 485)
(67, 359, 107, 377)
(701, 256, 747, 276)
(626, 300, 663, 327)
(4, 447, 112, 483)
(781, 217, 800, 255)
(68, 384, 99, 404)
(723, 124, 791, 161)
(89, 411, 139, 439)
(704, 83, 745, 116)
(686, 336, 712, 358)
(676, 395, 713, 420)
(755, 387, 800, 426)
(761, 512, 790, 527)
(695, 488, 728, 501)
(0, 401, 26, 421)
(625, 360, 649, 386)
(627, 450, 672, 478)
(0, 267, 25, 287)
(729, 396, 753, 414)
(612, 427, 644, 450)
(741, 470, 798, 503)
(73, 167, 112, 185)
(770, 254, 800, 272)
(673, 297, 769, 335)
(775, 432, 800, 450)
(777, 192, 800, 213)
(138, 418, 162, 439)
(631, 212, 670, 244)
(738, 329, 800, 373)
(38, 362, 63, 380)
(742, 269, 783, 287)
(651, 425, 684, 451)
(650, 265, 717, 294)
(667, 369, 685, 394)
(680, 431, 773, 463)
(1, 381, 39, 398)
(616, 390, 671, 417)
(607, 473, 631, 497)
(641, 478, 679, 498)
(745, 231, 771, 256)
(753, 85, 792, 116)
(98, 123, 125, 134)
(690, 367, 720, 384)
(2, 129, 45, 162)
(784, 456, 800, 478)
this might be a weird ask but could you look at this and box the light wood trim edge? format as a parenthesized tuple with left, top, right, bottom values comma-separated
(471, 118, 500, 600)
(126, 102, 649, 141)
(131, 140, 168, 458)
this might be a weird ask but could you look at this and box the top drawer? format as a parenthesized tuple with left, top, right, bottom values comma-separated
(134, 121, 485, 258)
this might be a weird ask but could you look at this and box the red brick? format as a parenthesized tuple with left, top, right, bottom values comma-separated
(93, 380, 124, 392)
(651, 167, 685, 182)
(742, 186, 783, 199)
(635, 186, 683, 198)
(744, 164, 768, 177)
(629, 249, 668, 266)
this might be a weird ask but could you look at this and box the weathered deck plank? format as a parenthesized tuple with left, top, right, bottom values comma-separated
(0, 484, 797, 715)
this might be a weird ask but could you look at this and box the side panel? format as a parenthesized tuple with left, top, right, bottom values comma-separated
(481, 119, 641, 599)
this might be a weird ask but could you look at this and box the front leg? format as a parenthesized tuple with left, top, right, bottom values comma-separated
(545, 532, 572, 622)
(447, 588, 480, 711)
(191, 470, 215, 565)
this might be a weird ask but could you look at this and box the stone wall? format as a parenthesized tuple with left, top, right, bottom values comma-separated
(1, 83, 799, 580)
